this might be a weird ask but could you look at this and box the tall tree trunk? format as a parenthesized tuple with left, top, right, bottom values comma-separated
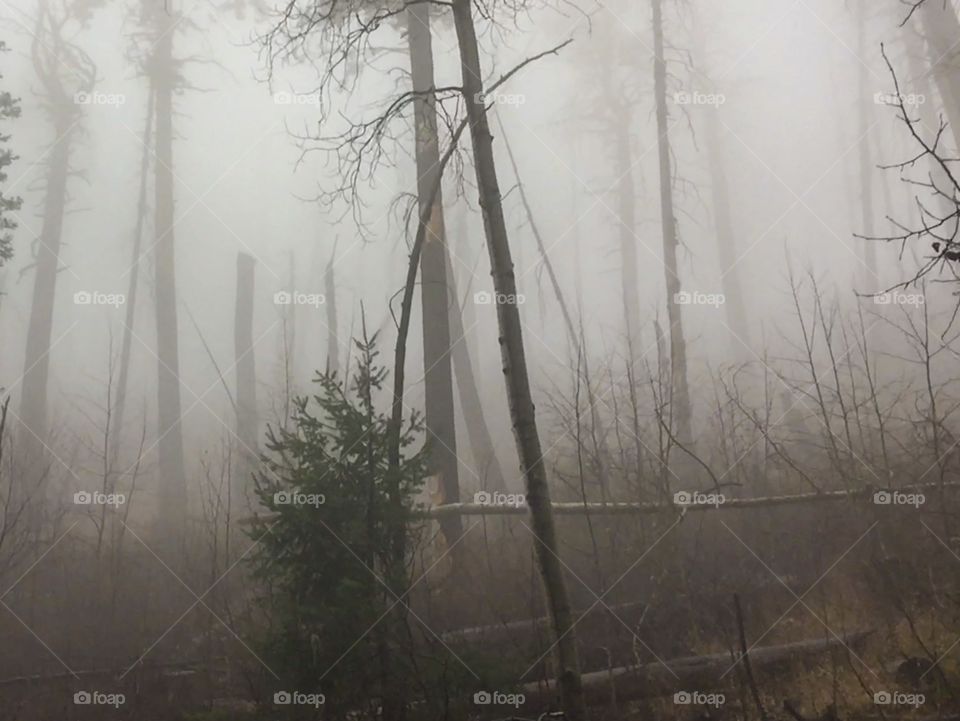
(324, 248, 340, 376)
(20, 118, 72, 458)
(406, 2, 462, 544)
(449, 2, 585, 717)
(701, 91, 751, 351)
(234, 252, 257, 507)
(110, 85, 154, 473)
(857, 0, 878, 286)
(153, 14, 187, 529)
(615, 121, 642, 350)
(918, 0, 960, 152)
(652, 0, 692, 446)
(445, 251, 507, 492)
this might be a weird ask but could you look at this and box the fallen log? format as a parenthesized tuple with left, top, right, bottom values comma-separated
(520, 630, 873, 707)
(425, 481, 960, 519)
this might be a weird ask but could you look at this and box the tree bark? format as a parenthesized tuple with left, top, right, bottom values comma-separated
(857, 0, 878, 286)
(445, 251, 507, 492)
(652, 0, 692, 446)
(324, 248, 339, 376)
(152, 13, 187, 530)
(615, 121, 642, 350)
(449, 2, 585, 717)
(234, 252, 257, 507)
(918, 0, 960, 152)
(110, 85, 154, 473)
(406, 2, 463, 544)
(20, 120, 72, 457)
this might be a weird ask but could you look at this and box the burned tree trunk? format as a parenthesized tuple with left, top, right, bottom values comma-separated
(324, 248, 339, 376)
(110, 86, 154, 472)
(918, 0, 960, 152)
(652, 0, 692, 446)
(406, 2, 462, 544)
(857, 0, 878, 285)
(615, 121, 642, 350)
(445, 251, 507, 492)
(234, 252, 257, 506)
(20, 4, 91, 462)
(152, 11, 187, 528)
(449, 3, 585, 717)
(20, 123, 72, 454)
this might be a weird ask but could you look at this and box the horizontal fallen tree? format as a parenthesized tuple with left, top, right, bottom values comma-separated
(521, 630, 873, 706)
(422, 481, 960, 518)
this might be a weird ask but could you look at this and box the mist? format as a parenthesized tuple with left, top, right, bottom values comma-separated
(0, 0, 958, 719)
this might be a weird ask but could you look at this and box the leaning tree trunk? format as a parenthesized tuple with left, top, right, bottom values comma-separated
(449, 1, 586, 717)
(110, 85, 154, 474)
(153, 17, 187, 530)
(918, 0, 960, 153)
(234, 252, 258, 507)
(445, 251, 507, 492)
(20, 114, 73, 460)
(652, 0, 692, 447)
(406, 2, 463, 544)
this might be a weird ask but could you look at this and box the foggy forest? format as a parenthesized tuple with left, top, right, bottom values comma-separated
(4, 0, 960, 718)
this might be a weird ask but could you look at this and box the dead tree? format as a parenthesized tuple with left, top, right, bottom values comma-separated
(915, 0, 960, 152)
(234, 252, 258, 506)
(651, 0, 692, 446)
(146, 0, 187, 531)
(20, 0, 94, 462)
(109, 83, 153, 479)
(857, 0, 879, 285)
(448, 2, 586, 716)
(406, 1, 462, 545)
(324, 245, 340, 375)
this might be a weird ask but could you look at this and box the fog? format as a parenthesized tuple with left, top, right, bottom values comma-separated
(0, 0, 959, 718)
